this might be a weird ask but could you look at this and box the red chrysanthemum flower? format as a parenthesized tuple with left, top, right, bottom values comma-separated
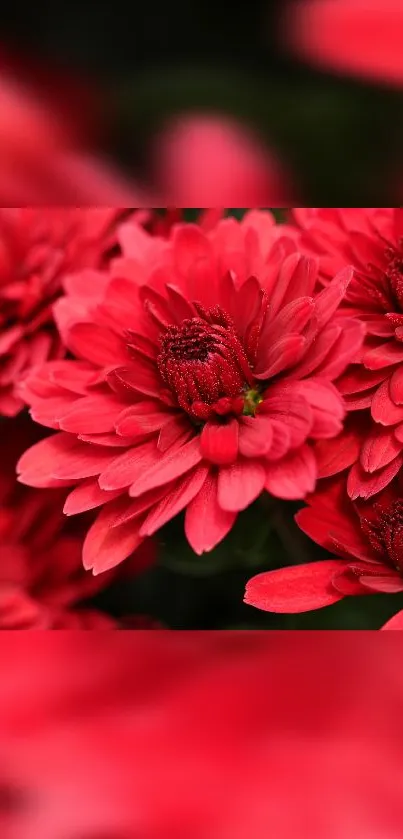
(0, 415, 155, 629)
(17, 211, 364, 571)
(245, 474, 403, 630)
(0, 486, 118, 629)
(0, 207, 133, 417)
(289, 207, 403, 500)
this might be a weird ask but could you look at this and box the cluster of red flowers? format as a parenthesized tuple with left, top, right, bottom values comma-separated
(4, 206, 403, 629)
(246, 208, 403, 629)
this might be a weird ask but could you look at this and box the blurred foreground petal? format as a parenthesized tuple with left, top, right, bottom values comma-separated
(1, 634, 403, 837)
(0, 61, 148, 204)
(153, 114, 294, 205)
(283, 0, 403, 88)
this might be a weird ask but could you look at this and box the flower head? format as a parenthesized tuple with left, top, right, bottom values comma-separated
(18, 211, 364, 571)
(290, 208, 403, 499)
(0, 415, 155, 628)
(245, 473, 403, 629)
(0, 207, 130, 416)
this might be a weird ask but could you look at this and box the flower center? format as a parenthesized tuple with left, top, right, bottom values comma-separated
(361, 500, 403, 573)
(157, 305, 256, 421)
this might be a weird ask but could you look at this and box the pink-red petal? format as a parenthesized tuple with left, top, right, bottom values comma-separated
(140, 465, 209, 536)
(83, 501, 145, 574)
(244, 560, 346, 613)
(130, 436, 203, 496)
(217, 460, 266, 512)
(185, 472, 237, 554)
(265, 445, 317, 500)
(382, 610, 403, 631)
(200, 419, 239, 466)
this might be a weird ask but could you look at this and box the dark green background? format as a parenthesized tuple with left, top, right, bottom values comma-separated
(2, 2, 403, 203)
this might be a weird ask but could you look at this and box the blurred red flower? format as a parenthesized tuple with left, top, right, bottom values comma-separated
(283, 0, 403, 88)
(290, 208, 403, 500)
(0, 208, 135, 416)
(0, 61, 147, 205)
(17, 211, 363, 570)
(152, 114, 294, 205)
(245, 473, 403, 630)
(0, 51, 295, 206)
(0, 415, 155, 629)
(1, 633, 403, 837)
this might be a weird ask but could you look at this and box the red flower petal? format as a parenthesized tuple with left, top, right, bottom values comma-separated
(140, 465, 209, 536)
(265, 297, 314, 346)
(17, 433, 115, 486)
(290, 379, 344, 438)
(173, 224, 212, 278)
(371, 380, 403, 426)
(67, 323, 128, 367)
(360, 426, 403, 473)
(262, 392, 313, 447)
(58, 395, 127, 434)
(110, 485, 171, 528)
(337, 367, 388, 396)
(348, 456, 403, 500)
(287, 0, 403, 88)
(98, 440, 159, 491)
(315, 320, 365, 380)
(382, 610, 403, 631)
(296, 505, 374, 563)
(158, 416, 194, 452)
(254, 335, 306, 379)
(268, 253, 317, 316)
(64, 479, 123, 515)
(390, 366, 403, 405)
(314, 426, 361, 479)
(217, 460, 266, 512)
(200, 419, 239, 466)
(108, 364, 165, 402)
(313, 267, 353, 329)
(292, 323, 341, 379)
(265, 445, 317, 500)
(185, 472, 237, 554)
(83, 501, 145, 574)
(244, 560, 345, 613)
(238, 416, 273, 458)
(130, 436, 203, 496)
(47, 360, 97, 395)
(115, 402, 171, 437)
(364, 341, 403, 370)
(332, 569, 370, 597)
(359, 575, 403, 594)
(265, 421, 291, 461)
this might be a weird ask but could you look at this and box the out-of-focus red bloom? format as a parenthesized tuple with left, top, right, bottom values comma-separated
(152, 114, 294, 205)
(18, 211, 363, 570)
(289, 208, 403, 500)
(283, 0, 403, 88)
(0, 207, 134, 416)
(0, 488, 154, 629)
(0, 59, 148, 205)
(0, 415, 155, 629)
(0, 479, 114, 630)
(1, 633, 403, 837)
(245, 474, 403, 629)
